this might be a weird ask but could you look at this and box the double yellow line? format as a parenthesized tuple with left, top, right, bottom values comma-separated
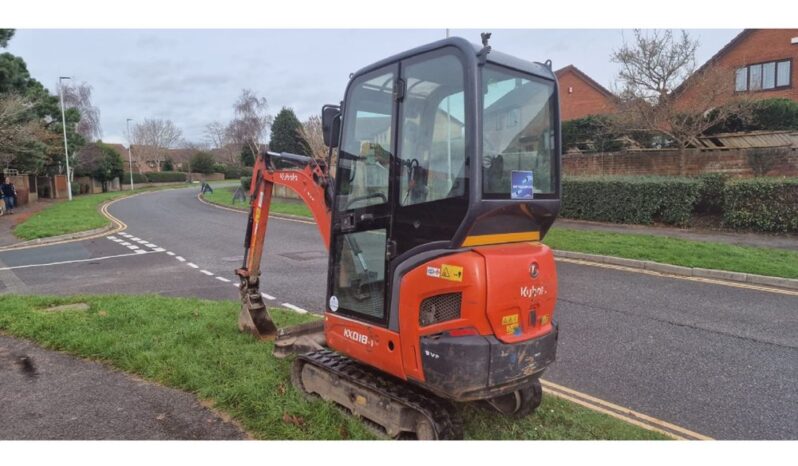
(541, 380, 713, 440)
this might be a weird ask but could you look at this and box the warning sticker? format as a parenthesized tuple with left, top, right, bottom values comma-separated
(426, 266, 441, 278)
(440, 264, 464, 282)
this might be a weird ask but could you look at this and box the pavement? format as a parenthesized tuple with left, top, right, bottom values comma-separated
(0, 198, 59, 247)
(0, 334, 246, 440)
(1, 186, 796, 440)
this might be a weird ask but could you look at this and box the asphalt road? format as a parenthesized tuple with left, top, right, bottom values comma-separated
(1, 186, 796, 439)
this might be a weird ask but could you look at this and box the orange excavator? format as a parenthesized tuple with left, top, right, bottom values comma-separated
(235, 34, 561, 439)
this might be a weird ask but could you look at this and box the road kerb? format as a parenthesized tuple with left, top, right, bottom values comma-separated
(555, 250, 798, 292)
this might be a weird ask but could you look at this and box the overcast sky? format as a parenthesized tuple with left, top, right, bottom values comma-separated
(7, 29, 741, 146)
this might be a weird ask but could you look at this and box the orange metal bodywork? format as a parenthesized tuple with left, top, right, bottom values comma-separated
(242, 157, 332, 279)
(325, 242, 558, 384)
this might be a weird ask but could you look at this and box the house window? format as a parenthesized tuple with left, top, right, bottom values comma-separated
(736, 59, 792, 92)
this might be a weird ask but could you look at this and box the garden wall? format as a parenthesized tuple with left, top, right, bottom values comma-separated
(563, 148, 798, 177)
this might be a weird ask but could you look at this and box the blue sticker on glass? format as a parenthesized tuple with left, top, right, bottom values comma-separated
(511, 170, 534, 199)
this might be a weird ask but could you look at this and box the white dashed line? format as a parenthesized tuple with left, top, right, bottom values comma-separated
(119, 241, 132, 246)
(282, 303, 309, 314)
(135, 249, 147, 254)
(187, 262, 198, 268)
(215, 276, 231, 283)
(261, 292, 276, 300)
(231, 283, 239, 288)
(145, 243, 158, 248)
(130, 237, 141, 241)
(127, 245, 140, 250)
(200, 269, 214, 276)
(151, 248, 165, 252)
(166, 251, 175, 256)
(176, 256, 186, 262)
(119, 233, 131, 238)
(135, 239, 148, 244)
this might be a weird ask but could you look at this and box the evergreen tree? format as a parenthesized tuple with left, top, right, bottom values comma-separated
(269, 107, 310, 156)
(240, 142, 255, 166)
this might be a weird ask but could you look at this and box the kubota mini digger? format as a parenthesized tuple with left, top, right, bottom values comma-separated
(235, 34, 562, 440)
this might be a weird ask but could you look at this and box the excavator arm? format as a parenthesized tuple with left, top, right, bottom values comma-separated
(235, 150, 332, 337)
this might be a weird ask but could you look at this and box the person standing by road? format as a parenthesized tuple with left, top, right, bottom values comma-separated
(1, 177, 17, 214)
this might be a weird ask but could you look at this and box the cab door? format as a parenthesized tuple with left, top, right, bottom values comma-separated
(327, 65, 398, 326)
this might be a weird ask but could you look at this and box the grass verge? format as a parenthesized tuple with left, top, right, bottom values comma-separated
(0, 294, 666, 440)
(545, 227, 798, 279)
(202, 186, 312, 218)
(14, 184, 183, 241)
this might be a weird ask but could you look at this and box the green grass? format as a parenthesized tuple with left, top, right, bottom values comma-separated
(14, 185, 183, 241)
(544, 227, 798, 279)
(202, 186, 313, 218)
(0, 294, 666, 440)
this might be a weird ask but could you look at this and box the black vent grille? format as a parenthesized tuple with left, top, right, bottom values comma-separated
(419, 293, 462, 327)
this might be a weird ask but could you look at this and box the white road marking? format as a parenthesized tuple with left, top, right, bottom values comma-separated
(282, 303, 308, 314)
(127, 245, 140, 250)
(135, 239, 148, 244)
(119, 242, 132, 246)
(145, 243, 158, 248)
(151, 248, 166, 252)
(118, 233, 131, 238)
(130, 237, 141, 241)
(134, 249, 147, 254)
(200, 269, 214, 276)
(176, 256, 186, 262)
(187, 262, 199, 268)
(261, 292, 276, 300)
(0, 251, 157, 271)
(215, 276, 231, 283)
(231, 283, 239, 288)
(166, 251, 175, 256)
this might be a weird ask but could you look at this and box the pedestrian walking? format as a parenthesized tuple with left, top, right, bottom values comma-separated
(0, 177, 15, 214)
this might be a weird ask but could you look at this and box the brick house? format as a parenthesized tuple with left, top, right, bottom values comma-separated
(674, 29, 798, 107)
(554, 65, 618, 121)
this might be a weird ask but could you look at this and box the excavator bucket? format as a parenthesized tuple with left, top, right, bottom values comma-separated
(238, 287, 278, 338)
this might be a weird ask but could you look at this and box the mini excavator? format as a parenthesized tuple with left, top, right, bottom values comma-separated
(235, 35, 562, 440)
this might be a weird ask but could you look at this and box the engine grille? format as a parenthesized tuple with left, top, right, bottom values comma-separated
(419, 292, 462, 327)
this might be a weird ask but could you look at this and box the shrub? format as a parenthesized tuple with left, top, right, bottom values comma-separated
(707, 98, 798, 134)
(190, 152, 216, 174)
(241, 176, 252, 190)
(121, 172, 148, 184)
(723, 178, 798, 233)
(562, 176, 701, 227)
(223, 165, 248, 180)
(145, 171, 187, 183)
(695, 173, 728, 214)
(562, 115, 624, 153)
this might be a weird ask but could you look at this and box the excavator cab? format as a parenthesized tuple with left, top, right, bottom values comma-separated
(238, 36, 561, 439)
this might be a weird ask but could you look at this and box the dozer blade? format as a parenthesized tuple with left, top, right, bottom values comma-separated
(273, 320, 326, 359)
(238, 290, 278, 338)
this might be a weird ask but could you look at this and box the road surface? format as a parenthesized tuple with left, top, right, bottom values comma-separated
(1, 186, 796, 439)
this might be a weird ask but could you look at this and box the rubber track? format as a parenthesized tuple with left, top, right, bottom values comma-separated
(297, 349, 464, 440)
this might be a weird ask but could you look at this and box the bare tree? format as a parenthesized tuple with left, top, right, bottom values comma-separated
(299, 115, 327, 160)
(130, 118, 182, 171)
(0, 94, 40, 169)
(227, 89, 272, 158)
(204, 121, 238, 165)
(61, 81, 102, 141)
(612, 29, 751, 148)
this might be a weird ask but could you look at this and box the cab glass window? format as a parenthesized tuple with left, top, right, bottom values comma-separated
(398, 53, 467, 206)
(482, 65, 556, 198)
(337, 71, 394, 211)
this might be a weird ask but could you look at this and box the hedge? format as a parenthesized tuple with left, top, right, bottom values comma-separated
(695, 173, 728, 214)
(562, 176, 701, 227)
(121, 173, 148, 184)
(224, 165, 248, 180)
(241, 176, 252, 190)
(723, 178, 798, 233)
(145, 171, 187, 183)
(708, 98, 798, 134)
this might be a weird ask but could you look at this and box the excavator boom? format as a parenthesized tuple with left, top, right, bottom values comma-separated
(235, 151, 332, 337)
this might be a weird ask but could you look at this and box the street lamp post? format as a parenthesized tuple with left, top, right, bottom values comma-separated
(126, 118, 135, 190)
(58, 76, 73, 200)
